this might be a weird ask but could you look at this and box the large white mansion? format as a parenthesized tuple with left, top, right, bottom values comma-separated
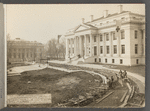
(65, 5, 145, 66)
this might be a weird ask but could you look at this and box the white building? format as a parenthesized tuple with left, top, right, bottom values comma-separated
(65, 5, 145, 66)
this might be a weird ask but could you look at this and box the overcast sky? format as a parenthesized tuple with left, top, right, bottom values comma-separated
(5, 4, 145, 44)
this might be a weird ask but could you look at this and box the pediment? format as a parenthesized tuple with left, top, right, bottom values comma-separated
(75, 25, 89, 32)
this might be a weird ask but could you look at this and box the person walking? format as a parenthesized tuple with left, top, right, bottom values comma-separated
(124, 70, 127, 78)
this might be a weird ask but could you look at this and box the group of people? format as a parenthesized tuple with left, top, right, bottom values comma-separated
(117, 70, 128, 79)
(104, 69, 128, 88)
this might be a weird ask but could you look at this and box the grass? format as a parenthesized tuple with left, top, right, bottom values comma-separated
(7, 68, 102, 107)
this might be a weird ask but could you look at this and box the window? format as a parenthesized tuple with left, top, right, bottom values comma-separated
(94, 36, 96, 42)
(141, 30, 143, 39)
(114, 45, 117, 54)
(99, 58, 101, 62)
(121, 31, 125, 39)
(136, 59, 139, 64)
(120, 59, 123, 64)
(105, 59, 107, 63)
(121, 45, 125, 54)
(27, 53, 28, 57)
(95, 58, 97, 62)
(89, 37, 90, 43)
(106, 46, 109, 54)
(31, 53, 32, 57)
(113, 32, 117, 40)
(135, 30, 138, 39)
(112, 59, 115, 63)
(100, 46, 103, 54)
(135, 44, 138, 54)
(100, 35, 103, 41)
(72, 48, 74, 53)
(106, 34, 109, 41)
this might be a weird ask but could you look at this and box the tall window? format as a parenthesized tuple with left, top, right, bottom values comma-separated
(72, 48, 74, 53)
(27, 53, 28, 57)
(120, 59, 123, 64)
(99, 58, 101, 62)
(121, 31, 125, 39)
(112, 59, 115, 63)
(121, 45, 125, 54)
(106, 46, 109, 54)
(135, 44, 138, 54)
(136, 59, 139, 64)
(135, 30, 138, 39)
(113, 45, 117, 54)
(94, 36, 96, 42)
(100, 46, 103, 54)
(105, 59, 107, 63)
(100, 35, 103, 41)
(106, 34, 109, 41)
(113, 32, 117, 40)
(89, 37, 90, 43)
(141, 30, 143, 39)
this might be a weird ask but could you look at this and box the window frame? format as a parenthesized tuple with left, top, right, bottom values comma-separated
(100, 46, 103, 54)
(113, 45, 117, 54)
(135, 30, 138, 39)
(106, 46, 109, 54)
(135, 44, 138, 54)
(121, 30, 125, 39)
(121, 45, 125, 54)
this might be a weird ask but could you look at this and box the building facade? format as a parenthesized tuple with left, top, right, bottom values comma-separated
(65, 5, 145, 66)
(7, 38, 45, 63)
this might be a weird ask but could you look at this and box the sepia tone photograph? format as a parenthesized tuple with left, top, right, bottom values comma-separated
(5, 4, 145, 108)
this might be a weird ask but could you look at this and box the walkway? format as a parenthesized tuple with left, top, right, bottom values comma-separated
(7, 64, 47, 76)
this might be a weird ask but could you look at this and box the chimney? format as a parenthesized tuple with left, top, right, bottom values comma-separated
(104, 10, 108, 18)
(82, 18, 85, 24)
(90, 15, 93, 22)
(118, 5, 123, 13)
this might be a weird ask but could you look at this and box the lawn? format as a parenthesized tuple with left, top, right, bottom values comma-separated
(7, 68, 102, 107)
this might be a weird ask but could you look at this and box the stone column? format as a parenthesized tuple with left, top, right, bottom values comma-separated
(79, 36, 82, 56)
(110, 32, 113, 56)
(74, 37, 77, 56)
(70, 38, 72, 56)
(117, 31, 121, 57)
(84, 35, 87, 57)
(90, 34, 93, 56)
(97, 34, 100, 56)
(103, 33, 106, 56)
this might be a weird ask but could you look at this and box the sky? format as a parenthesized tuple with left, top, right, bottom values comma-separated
(5, 4, 145, 44)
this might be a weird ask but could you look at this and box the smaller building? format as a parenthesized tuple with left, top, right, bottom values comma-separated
(7, 38, 45, 63)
